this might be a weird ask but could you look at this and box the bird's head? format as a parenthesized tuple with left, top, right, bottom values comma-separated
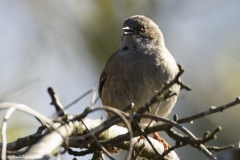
(122, 15, 164, 45)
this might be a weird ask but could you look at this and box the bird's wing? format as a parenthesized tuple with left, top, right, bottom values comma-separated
(98, 52, 116, 99)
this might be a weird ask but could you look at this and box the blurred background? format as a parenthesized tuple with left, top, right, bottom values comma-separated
(0, 0, 240, 159)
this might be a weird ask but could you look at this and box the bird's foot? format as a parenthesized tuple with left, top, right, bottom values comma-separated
(153, 132, 170, 150)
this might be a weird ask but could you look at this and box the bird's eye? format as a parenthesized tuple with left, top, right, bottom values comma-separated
(140, 27, 145, 31)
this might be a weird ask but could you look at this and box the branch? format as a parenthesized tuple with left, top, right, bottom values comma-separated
(1, 107, 16, 160)
(19, 117, 178, 160)
(1, 82, 239, 160)
(177, 96, 240, 124)
(48, 87, 67, 117)
(68, 118, 179, 160)
(132, 114, 216, 159)
(136, 64, 191, 114)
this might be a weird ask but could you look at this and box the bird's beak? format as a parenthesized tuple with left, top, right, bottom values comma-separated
(123, 26, 135, 35)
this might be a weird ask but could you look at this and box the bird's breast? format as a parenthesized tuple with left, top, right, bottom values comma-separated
(103, 50, 174, 112)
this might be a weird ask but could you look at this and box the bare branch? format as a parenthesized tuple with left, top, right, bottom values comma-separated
(0, 103, 54, 128)
(1, 86, 239, 160)
(72, 106, 133, 160)
(80, 119, 114, 160)
(132, 114, 217, 159)
(1, 107, 16, 160)
(48, 87, 67, 117)
(64, 88, 95, 110)
(136, 64, 191, 115)
(177, 96, 240, 124)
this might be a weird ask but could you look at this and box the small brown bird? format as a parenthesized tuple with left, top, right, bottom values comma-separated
(98, 15, 180, 150)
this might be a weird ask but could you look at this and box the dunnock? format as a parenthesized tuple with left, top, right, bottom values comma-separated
(98, 15, 180, 149)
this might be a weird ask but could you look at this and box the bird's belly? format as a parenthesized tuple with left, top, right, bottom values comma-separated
(102, 67, 179, 125)
(104, 69, 164, 113)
